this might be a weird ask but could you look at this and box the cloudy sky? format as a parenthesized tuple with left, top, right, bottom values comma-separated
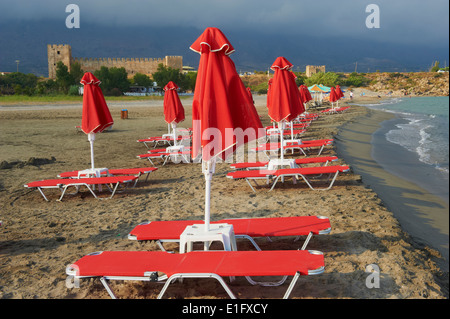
(0, 0, 448, 74)
(1, 0, 448, 45)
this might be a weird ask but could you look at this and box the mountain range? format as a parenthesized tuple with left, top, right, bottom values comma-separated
(1, 20, 448, 77)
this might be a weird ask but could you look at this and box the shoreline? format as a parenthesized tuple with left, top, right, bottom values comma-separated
(335, 105, 449, 272)
(0, 94, 448, 299)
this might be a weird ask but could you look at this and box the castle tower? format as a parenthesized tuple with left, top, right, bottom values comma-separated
(164, 56, 183, 71)
(47, 44, 72, 79)
(305, 65, 326, 77)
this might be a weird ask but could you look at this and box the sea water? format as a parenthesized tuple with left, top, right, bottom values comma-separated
(362, 96, 449, 202)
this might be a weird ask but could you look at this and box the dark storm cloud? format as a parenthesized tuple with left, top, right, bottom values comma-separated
(0, 0, 448, 46)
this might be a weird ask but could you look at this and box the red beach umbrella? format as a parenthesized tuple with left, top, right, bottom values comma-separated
(80, 72, 114, 170)
(334, 85, 344, 107)
(299, 85, 313, 113)
(301, 85, 313, 102)
(246, 87, 254, 104)
(267, 78, 273, 110)
(163, 81, 185, 145)
(191, 27, 263, 162)
(163, 81, 185, 124)
(268, 57, 305, 122)
(335, 85, 344, 99)
(329, 87, 338, 106)
(190, 27, 263, 230)
(268, 57, 305, 160)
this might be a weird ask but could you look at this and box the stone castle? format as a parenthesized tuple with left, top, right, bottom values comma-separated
(305, 65, 326, 77)
(47, 44, 183, 79)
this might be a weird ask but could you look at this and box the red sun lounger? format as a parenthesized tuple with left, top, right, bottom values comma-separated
(66, 249, 325, 299)
(230, 156, 339, 170)
(254, 139, 333, 157)
(128, 215, 331, 251)
(320, 106, 351, 114)
(265, 123, 310, 130)
(137, 150, 191, 166)
(226, 165, 350, 192)
(147, 146, 192, 154)
(24, 176, 138, 201)
(57, 167, 158, 186)
(137, 136, 190, 149)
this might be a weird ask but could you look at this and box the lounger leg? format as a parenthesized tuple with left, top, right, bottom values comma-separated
(158, 273, 237, 299)
(156, 239, 179, 253)
(130, 174, 140, 187)
(144, 156, 157, 167)
(283, 272, 301, 299)
(300, 171, 340, 191)
(37, 187, 49, 201)
(57, 186, 70, 201)
(317, 145, 325, 156)
(245, 178, 257, 192)
(298, 232, 313, 250)
(235, 235, 261, 251)
(84, 184, 99, 199)
(109, 182, 121, 199)
(100, 277, 117, 299)
(245, 275, 288, 287)
(269, 176, 281, 191)
(325, 171, 340, 190)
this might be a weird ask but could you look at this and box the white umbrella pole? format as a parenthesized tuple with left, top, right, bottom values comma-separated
(203, 159, 215, 233)
(278, 122, 284, 161)
(88, 132, 96, 170)
(290, 121, 294, 140)
(171, 123, 177, 146)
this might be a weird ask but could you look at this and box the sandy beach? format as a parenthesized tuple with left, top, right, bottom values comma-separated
(0, 94, 448, 299)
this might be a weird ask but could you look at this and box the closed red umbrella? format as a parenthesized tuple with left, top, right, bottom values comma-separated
(267, 78, 273, 109)
(268, 57, 305, 161)
(163, 81, 185, 124)
(298, 85, 309, 113)
(335, 85, 344, 99)
(335, 85, 344, 107)
(163, 81, 185, 145)
(191, 27, 262, 162)
(190, 27, 263, 231)
(301, 85, 313, 102)
(329, 87, 338, 108)
(246, 87, 254, 105)
(268, 57, 305, 123)
(80, 72, 114, 170)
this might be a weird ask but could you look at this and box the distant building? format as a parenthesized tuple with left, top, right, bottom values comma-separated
(305, 65, 326, 77)
(47, 44, 183, 79)
(182, 66, 196, 74)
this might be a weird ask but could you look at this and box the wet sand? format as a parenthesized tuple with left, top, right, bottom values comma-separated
(335, 107, 449, 271)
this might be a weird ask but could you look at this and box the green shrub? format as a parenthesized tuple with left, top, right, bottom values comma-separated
(304, 72, 342, 87)
(68, 85, 81, 96)
(345, 72, 369, 87)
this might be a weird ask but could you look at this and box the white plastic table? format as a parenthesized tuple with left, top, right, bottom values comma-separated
(179, 223, 238, 253)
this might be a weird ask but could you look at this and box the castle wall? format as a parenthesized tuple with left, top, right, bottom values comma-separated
(47, 44, 183, 79)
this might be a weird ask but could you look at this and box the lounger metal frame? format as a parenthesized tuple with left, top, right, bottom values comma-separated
(227, 167, 349, 192)
(66, 250, 325, 299)
(25, 177, 136, 201)
(128, 216, 331, 252)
